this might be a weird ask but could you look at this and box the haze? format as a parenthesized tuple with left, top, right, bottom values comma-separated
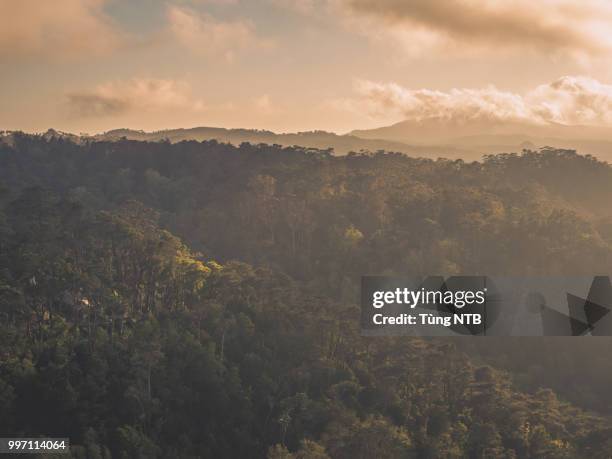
(3, 0, 612, 135)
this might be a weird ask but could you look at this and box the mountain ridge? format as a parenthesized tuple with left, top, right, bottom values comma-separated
(5, 121, 612, 161)
(94, 126, 471, 157)
(351, 117, 612, 161)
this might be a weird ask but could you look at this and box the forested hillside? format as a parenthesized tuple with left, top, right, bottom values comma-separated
(2, 134, 612, 457)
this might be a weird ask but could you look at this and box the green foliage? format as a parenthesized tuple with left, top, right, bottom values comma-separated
(1, 137, 612, 456)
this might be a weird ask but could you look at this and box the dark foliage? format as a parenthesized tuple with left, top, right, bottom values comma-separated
(2, 134, 612, 457)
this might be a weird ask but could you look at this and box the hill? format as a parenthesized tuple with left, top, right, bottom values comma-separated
(351, 118, 612, 161)
(94, 126, 469, 157)
(3, 135, 612, 456)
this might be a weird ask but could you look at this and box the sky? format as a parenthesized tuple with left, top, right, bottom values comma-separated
(2, 0, 612, 134)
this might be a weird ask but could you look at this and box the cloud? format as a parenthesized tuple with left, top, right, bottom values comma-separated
(167, 5, 272, 62)
(340, 0, 612, 58)
(337, 76, 612, 127)
(269, 0, 326, 14)
(0, 0, 121, 58)
(253, 94, 282, 115)
(66, 78, 205, 118)
(529, 76, 612, 125)
(66, 94, 129, 118)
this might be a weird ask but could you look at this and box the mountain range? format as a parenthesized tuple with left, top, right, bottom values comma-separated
(93, 126, 468, 157)
(351, 118, 612, 161)
(5, 119, 612, 161)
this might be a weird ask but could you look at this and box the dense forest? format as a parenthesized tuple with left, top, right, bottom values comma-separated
(2, 133, 612, 457)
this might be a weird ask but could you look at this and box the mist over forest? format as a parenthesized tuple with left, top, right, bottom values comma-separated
(2, 133, 612, 457)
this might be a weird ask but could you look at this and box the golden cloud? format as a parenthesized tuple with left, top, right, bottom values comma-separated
(167, 5, 273, 62)
(340, 76, 612, 127)
(66, 78, 205, 118)
(342, 0, 612, 58)
(0, 0, 121, 58)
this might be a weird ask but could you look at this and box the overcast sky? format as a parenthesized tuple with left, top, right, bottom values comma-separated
(3, 0, 612, 134)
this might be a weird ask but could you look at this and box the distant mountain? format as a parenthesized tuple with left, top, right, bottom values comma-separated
(94, 126, 469, 157)
(7, 122, 610, 161)
(350, 118, 612, 161)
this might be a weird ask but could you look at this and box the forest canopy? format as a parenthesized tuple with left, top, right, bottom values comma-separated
(2, 134, 612, 457)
